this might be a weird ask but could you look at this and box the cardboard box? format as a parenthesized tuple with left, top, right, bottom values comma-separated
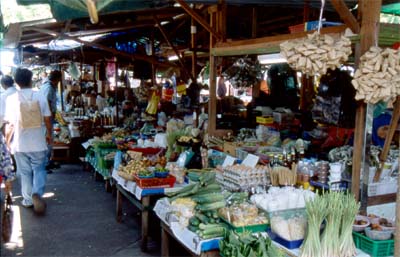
(223, 141, 238, 157)
(273, 111, 294, 124)
(256, 116, 274, 125)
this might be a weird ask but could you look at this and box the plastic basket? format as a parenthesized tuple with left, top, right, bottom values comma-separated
(128, 147, 162, 156)
(219, 216, 269, 233)
(133, 174, 176, 188)
(352, 231, 394, 257)
(267, 229, 303, 249)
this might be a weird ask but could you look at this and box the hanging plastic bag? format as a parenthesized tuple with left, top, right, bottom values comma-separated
(68, 62, 81, 80)
(145, 92, 160, 115)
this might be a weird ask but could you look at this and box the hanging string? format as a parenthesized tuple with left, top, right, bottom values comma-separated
(317, 0, 326, 34)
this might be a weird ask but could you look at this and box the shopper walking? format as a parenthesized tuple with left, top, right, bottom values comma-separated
(4, 68, 52, 215)
(40, 70, 62, 172)
(0, 75, 17, 129)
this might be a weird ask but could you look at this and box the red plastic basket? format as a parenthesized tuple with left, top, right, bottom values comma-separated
(128, 147, 162, 156)
(133, 174, 176, 188)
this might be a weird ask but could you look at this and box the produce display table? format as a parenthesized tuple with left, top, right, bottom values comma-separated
(154, 198, 221, 256)
(112, 169, 184, 252)
(272, 241, 370, 257)
(160, 221, 220, 257)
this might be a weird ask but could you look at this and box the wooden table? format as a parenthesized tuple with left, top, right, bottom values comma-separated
(115, 184, 154, 251)
(160, 221, 220, 257)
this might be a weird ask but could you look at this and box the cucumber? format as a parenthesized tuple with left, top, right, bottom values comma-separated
(187, 225, 198, 232)
(192, 193, 225, 204)
(170, 183, 200, 201)
(202, 226, 226, 236)
(199, 223, 228, 230)
(212, 211, 219, 219)
(195, 213, 209, 224)
(196, 183, 221, 194)
(205, 211, 213, 218)
(189, 217, 200, 226)
(199, 172, 216, 186)
(200, 230, 225, 239)
(166, 182, 198, 197)
(187, 171, 201, 182)
(196, 201, 226, 211)
(209, 218, 215, 224)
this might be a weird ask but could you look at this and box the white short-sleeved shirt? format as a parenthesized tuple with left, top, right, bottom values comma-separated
(0, 86, 17, 125)
(4, 88, 51, 153)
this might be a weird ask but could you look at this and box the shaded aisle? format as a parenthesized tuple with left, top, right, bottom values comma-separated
(1, 164, 160, 257)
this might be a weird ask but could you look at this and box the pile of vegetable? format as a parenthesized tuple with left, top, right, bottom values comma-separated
(219, 230, 285, 257)
(188, 211, 228, 239)
(300, 191, 360, 257)
(118, 159, 147, 176)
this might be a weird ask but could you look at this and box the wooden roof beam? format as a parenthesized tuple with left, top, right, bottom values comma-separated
(175, 0, 223, 41)
(331, 0, 360, 33)
(29, 27, 176, 68)
(154, 15, 194, 82)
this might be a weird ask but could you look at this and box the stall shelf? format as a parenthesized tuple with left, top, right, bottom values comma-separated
(160, 220, 220, 257)
(112, 168, 185, 252)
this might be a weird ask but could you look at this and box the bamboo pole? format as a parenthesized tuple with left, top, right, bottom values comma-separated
(351, 0, 381, 201)
(395, 131, 400, 257)
(374, 96, 400, 182)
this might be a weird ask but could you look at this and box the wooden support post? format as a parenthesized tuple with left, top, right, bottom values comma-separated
(331, 0, 360, 33)
(141, 196, 150, 252)
(175, 0, 222, 41)
(116, 187, 123, 223)
(154, 15, 194, 82)
(161, 225, 170, 257)
(151, 28, 156, 87)
(352, 103, 366, 201)
(303, 0, 310, 23)
(208, 8, 217, 135)
(114, 60, 119, 126)
(395, 132, 400, 257)
(374, 96, 400, 181)
(218, 0, 226, 41)
(351, 0, 381, 201)
(191, 18, 197, 79)
(252, 7, 257, 38)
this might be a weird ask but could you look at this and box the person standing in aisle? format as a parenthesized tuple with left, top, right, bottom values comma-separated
(4, 68, 52, 215)
(40, 70, 62, 173)
(0, 75, 17, 130)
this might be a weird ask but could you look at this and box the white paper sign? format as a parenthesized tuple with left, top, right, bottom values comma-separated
(81, 142, 90, 149)
(222, 156, 236, 167)
(242, 154, 259, 168)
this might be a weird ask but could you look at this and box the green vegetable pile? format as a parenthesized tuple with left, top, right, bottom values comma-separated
(188, 211, 228, 239)
(219, 230, 285, 257)
(300, 191, 360, 257)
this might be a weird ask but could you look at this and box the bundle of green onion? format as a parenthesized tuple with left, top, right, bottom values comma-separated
(300, 191, 360, 257)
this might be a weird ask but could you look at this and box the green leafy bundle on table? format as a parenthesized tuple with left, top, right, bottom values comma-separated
(219, 230, 285, 257)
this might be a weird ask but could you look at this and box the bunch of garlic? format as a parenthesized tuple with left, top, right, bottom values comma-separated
(280, 31, 352, 76)
(352, 47, 400, 104)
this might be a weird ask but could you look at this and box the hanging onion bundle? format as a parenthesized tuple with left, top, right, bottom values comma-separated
(280, 32, 352, 76)
(351, 47, 400, 104)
